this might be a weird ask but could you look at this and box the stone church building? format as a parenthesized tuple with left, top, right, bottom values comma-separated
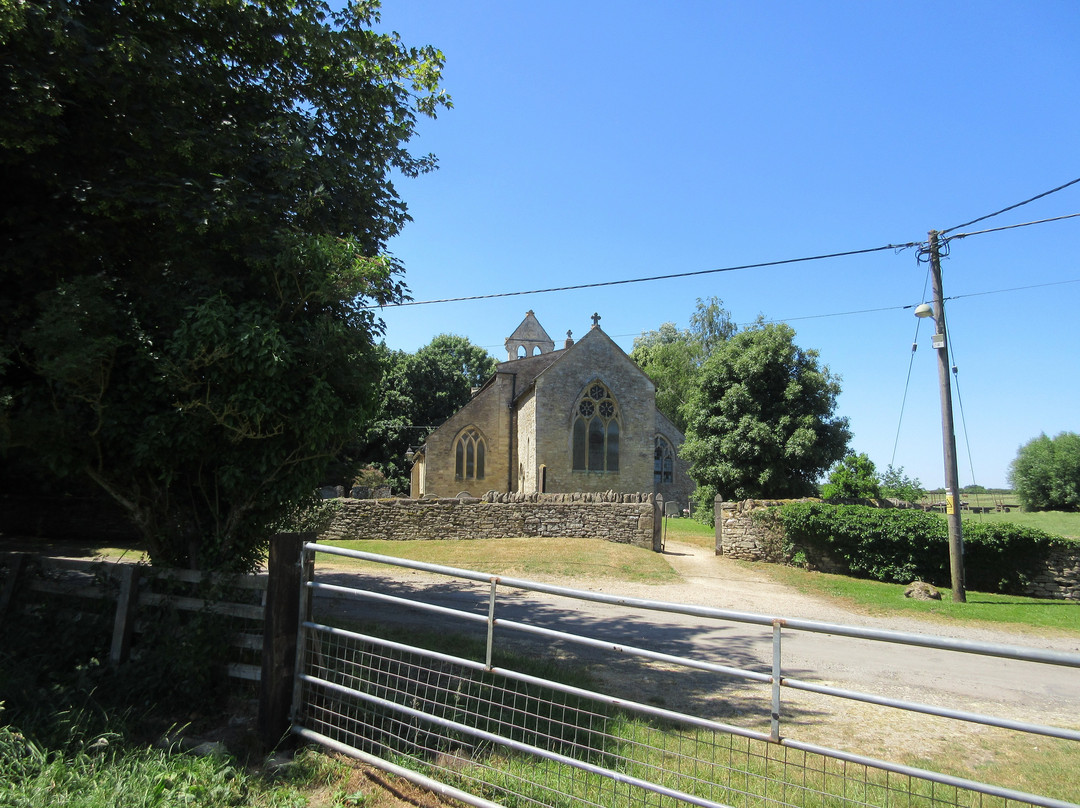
(408, 311, 694, 509)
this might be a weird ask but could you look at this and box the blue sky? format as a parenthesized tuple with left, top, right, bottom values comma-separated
(368, 1, 1079, 490)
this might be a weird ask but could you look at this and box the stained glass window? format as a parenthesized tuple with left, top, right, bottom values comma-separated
(572, 381, 620, 472)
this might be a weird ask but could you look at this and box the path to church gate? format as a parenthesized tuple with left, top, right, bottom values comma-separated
(312, 538, 1080, 765)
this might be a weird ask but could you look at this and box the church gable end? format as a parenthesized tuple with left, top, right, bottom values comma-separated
(530, 325, 655, 496)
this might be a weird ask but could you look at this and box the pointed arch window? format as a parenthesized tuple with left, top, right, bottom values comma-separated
(655, 435, 674, 485)
(572, 381, 620, 472)
(455, 427, 486, 481)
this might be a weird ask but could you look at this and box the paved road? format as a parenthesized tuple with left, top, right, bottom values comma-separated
(311, 540, 1080, 756)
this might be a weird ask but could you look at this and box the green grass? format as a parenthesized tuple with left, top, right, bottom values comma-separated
(0, 713, 346, 808)
(957, 507, 1080, 539)
(381, 694, 1078, 808)
(321, 535, 680, 584)
(763, 563, 1080, 635)
(661, 517, 716, 550)
(920, 491, 1080, 538)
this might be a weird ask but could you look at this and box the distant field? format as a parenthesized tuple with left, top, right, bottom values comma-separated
(918, 491, 1079, 538)
(957, 508, 1080, 538)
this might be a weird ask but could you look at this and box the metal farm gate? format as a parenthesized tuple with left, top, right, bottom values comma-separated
(288, 541, 1080, 808)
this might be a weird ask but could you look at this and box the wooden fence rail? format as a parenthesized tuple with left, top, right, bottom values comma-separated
(0, 534, 309, 750)
(0, 552, 269, 679)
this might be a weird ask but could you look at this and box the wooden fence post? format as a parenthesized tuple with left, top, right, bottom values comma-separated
(258, 532, 305, 750)
(109, 564, 141, 666)
(0, 553, 28, 622)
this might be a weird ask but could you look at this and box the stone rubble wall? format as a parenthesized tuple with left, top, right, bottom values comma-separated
(1025, 547, 1080, 600)
(715, 498, 794, 563)
(715, 497, 1080, 600)
(319, 491, 659, 549)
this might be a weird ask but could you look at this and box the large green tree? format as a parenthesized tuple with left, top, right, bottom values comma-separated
(821, 452, 881, 501)
(0, 0, 449, 569)
(630, 297, 735, 432)
(1008, 432, 1080, 512)
(680, 321, 850, 504)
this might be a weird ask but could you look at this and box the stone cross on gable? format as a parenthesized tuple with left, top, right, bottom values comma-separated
(591, 312, 601, 328)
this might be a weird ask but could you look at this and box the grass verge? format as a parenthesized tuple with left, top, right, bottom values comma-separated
(320, 535, 680, 584)
(761, 563, 1080, 635)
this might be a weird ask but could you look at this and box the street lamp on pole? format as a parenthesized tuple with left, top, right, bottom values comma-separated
(916, 230, 966, 603)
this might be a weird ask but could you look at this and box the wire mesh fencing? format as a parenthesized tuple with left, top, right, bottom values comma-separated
(291, 544, 1080, 808)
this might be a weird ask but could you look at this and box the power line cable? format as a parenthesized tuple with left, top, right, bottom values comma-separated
(730, 277, 1080, 332)
(946, 277, 1080, 302)
(942, 177, 1080, 235)
(946, 212, 1080, 242)
(372, 199, 1076, 314)
(891, 269, 933, 467)
(364, 242, 920, 310)
(941, 303, 980, 493)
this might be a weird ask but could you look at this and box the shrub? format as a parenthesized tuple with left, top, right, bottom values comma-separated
(779, 502, 947, 584)
(776, 502, 1074, 593)
(962, 521, 1073, 594)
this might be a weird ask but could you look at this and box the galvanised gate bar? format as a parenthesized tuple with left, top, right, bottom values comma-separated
(291, 542, 1080, 808)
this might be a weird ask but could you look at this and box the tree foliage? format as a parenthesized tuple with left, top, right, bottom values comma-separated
(1008, 432, 1080, 512)
(630, 297, 734, 432)
(821, 452, 881, 501)
(680, 322, 850, 500)
(0, 0, 449, 569)
(879, 464, 925, 504)
(821, 455, 924, 504)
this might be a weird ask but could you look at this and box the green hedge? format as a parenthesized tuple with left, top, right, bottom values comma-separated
(776, 502, 1074, 593)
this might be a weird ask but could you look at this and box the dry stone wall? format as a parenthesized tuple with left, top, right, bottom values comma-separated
(715, 496, 1080, 600)
(1026, 547, 1080, 600)
(715, 498, 813, 563)
(320, 492, 660, 549)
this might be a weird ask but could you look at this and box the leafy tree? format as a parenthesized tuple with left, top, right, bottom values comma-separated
(0, 0, 449, 569)
(414, 330, 498, 401)
(689, 295, 737, 356)
(821, 453, 881, 501)
(630, 323, 697, 433)
(1009, 432, 1080, 512)
(680, 321, 850, 501)
(880, 464, 925, 504)
(631, 297, 735, 432)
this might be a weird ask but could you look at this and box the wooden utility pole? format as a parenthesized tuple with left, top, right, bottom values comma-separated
(927, 230, 966, 602)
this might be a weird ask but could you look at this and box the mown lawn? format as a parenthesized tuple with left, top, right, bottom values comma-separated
(320, 535, 681, 584)
(957, 506, 1080, 539)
